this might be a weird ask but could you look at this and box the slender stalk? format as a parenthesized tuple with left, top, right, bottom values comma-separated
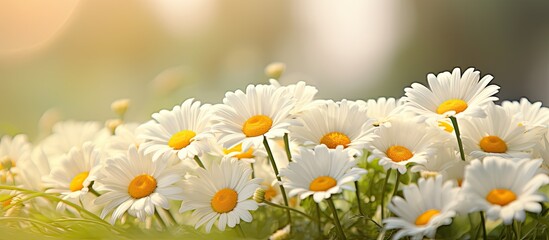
(154, 210, 168, 229)
(283, 133, 293, 162)
(392, 172, 401, 197)
(449, 116, 465, 161)
(162, 208, 177, 225)
(511, 221, 519, 239)
(250, 163, 255, 179)
(0, 186, 106, 223)
(327, 197, 346, 240)
(264, 201, 316, 222)
(469, 213, 480, 240)
(354, 181, 364, 216)
(263, 136, 292, 224)
(237, 224, 246, 238)
(380, 169, 393, 221)
(480, 211, 487, 240)
(89, 181, 101, 197)
(0, 216, 64, 234)
(193, 156, 205, 169)
(315, 202, 322, 237)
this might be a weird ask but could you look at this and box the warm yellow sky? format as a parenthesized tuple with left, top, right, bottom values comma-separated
(2, 0, 549, 138)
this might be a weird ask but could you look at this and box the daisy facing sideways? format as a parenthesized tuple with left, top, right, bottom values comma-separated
(290, 99, 375, 156)
(43, 142, 101, 209)
(384, 175, 459, 240)
(179, 158, 261, 233)
(213, 84, 296, 152)
(138, 98, 214, 163)
(279, 145, 366, 203)
(459, 156, 549, 224)
(460, 103, 546, 160)
(404, 67, 499, 121)
(0, 134, 32, 185)
(94, 146, 184, 224)
(366, 118, 447, 174)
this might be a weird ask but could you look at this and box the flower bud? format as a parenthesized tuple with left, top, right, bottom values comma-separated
(111, 99, 130, 117)
(105, 119, 123, 134)
(253, 188, 266, 203)
(265, 62, 286, 79)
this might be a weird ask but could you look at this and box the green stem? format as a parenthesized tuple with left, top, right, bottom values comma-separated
(154, 210, 167, 229)
(237, 224, 246, 238)
(327, 197, 346, 240)
(449, 116, 466, 161)
(392, 172, 401, 198)
(354, 181, 364, 216)
(380, 169, 392, 221)
(193, 156, 205, 169)
(0, 216, 64, 234)
(469, 213, 480, 240)
(52, 218, 117, 230)
(480, 211, 487, 240)
(263, 136, 292, 225)
(509, 220, 520, 239)
(89, 181, 101, 197)
(283, 133, 293, 162)
(264, 200, 315, 222)
(250, 163, 255, 179)
(316, 202, 322, 237)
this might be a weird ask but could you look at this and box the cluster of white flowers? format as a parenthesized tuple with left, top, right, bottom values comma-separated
(1, 67, 549, 239)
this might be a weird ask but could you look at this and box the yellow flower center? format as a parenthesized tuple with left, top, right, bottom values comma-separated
(69, 171, 89, 192)
(415, 209, 440, 226)
(320, 132, 351, 149)
(438, 121, 454, 133)
(264, 185, 277, 201)
(242, 115, 273, 137)
(168, 130, 196, 150)
(309, 176, 337, 191)
(386, 145, 414, 162)
(486, 189, 516, 206)
(128, 174, 157, 199)
(223, 143, 254, 159)
(2, 198, 12, 208)
(479, 136, 507, 153)
(0, 156, 16, 170)
(211, 188, 238, 213)
(437, 99, 468, 115)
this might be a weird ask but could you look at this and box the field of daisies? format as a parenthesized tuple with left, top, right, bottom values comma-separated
(1, 66, 549, 239)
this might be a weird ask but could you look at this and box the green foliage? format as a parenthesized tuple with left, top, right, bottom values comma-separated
(2, 154, 549, 239)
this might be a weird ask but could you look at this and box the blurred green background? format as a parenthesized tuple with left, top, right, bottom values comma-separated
(2, 0, 549, 138)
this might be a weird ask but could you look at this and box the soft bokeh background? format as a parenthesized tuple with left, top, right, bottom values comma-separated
(2, 0, 549, 138)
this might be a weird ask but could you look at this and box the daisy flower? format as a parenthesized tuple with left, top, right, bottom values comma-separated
(94, 145, 184, 224)
(279, 145, 366, 203)
(459, 156, 549, 224)
(40, 121, 110, 163)
(18, 148, 51, 191)
(0, 134, 32, 185)
(384, 175, 459, 240)
(43, 142, 101, 209)
(360, 97, 406, 127)
(219, 142, 266, 164)
(366, 118, 447, 174)
(104, 123, 144, 157)
(411, 147, 464, 182)
(138, 98, 214, 162)
(179, 158, 261, 232)
(213, 84, 296, 152)
(460, 104, 546, 159)
(269, 79, 318, 114)
(291, 99, 375, 156)
(403, 67, 499, 121)
(501, 98, 549, 129)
